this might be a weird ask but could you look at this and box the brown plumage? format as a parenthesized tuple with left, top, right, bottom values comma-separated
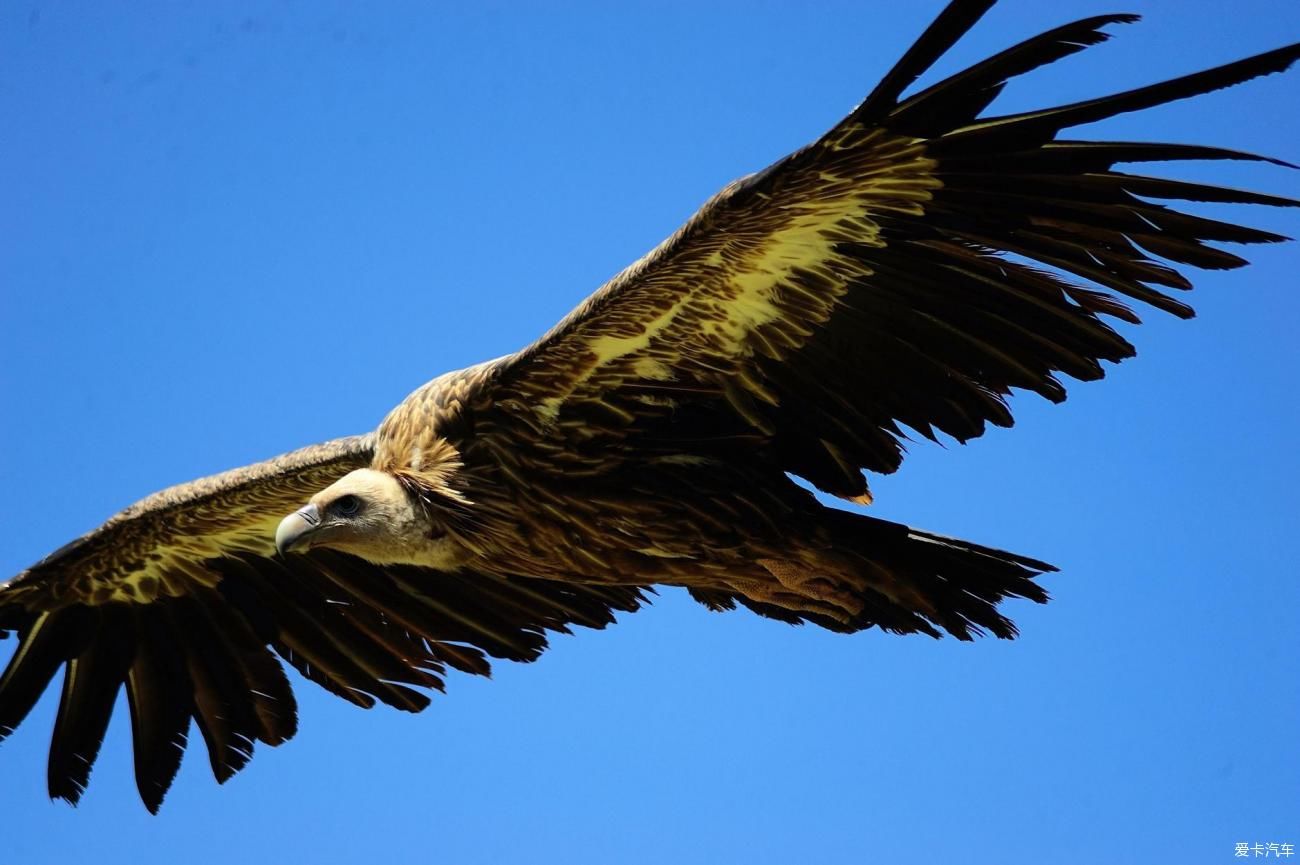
(3, 0, 1298, 811)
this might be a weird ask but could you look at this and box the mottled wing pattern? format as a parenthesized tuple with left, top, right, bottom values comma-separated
(3, 436, 376, 609)
(485, 7, 1299, 502)
(0, 435, 647, 811)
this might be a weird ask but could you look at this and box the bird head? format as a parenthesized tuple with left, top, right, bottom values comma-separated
(275, 468, 445, 565)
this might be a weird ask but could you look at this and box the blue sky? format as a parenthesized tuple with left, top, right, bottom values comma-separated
(2, 2, 1297, 863)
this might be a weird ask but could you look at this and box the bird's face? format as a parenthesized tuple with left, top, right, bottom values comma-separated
(275, 468, 430, 564)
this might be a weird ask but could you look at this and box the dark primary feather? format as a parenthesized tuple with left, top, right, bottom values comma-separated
(46, 604, 135, 804)
(854, 0, 998, 123)
(887, 14, 1144, 135)
(126, 610, 193, 813)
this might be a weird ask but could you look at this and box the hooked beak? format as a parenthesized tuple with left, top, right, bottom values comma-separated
(275, 503, 322, 555)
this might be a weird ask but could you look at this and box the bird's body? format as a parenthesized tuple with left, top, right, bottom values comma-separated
(2, 0, 1298, 812)
(349, 357, 1048, 633)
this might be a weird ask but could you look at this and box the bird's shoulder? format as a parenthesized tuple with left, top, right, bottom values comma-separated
(372, 357, 511, 465)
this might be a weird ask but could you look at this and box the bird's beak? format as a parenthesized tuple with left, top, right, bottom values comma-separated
(275, 503, 322, 555)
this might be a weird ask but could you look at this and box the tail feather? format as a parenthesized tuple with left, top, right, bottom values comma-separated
(689, 509, 1054, 641)
(818, 510, 1053, 640)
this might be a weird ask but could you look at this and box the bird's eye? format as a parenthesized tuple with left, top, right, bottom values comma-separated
(333, 494, 363, 517)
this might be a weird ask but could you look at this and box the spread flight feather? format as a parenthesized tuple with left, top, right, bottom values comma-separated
(3, 1, 1298, 811)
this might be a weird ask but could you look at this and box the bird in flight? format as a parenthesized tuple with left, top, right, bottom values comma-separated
(2, 0, 1297, 812)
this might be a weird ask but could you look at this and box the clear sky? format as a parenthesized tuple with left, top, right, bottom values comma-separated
(2, 2, 1297, 863)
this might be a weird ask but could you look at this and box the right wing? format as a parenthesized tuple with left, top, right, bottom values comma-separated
(476, 7, 1298, 505)
(0, 434, 647, 811)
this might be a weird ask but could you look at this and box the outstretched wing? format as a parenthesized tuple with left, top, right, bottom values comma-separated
(480, 4, 1299, 501)
(0, 435, 646, 811)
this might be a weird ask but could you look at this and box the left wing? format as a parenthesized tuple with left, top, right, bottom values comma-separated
(0, 435, 647, 811)
(479, 5, 1299, 500)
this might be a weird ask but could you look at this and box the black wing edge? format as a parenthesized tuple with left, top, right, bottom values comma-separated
(0, 552, 649, 812)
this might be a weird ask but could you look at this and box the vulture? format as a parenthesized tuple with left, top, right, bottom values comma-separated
(3, 0, 1298, 813)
